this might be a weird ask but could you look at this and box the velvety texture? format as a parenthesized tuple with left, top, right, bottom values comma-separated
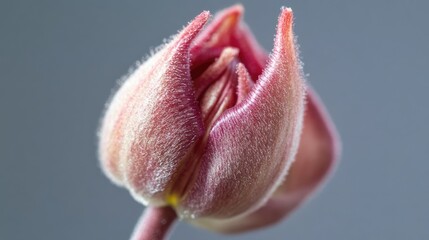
(99, 4, 339, 233)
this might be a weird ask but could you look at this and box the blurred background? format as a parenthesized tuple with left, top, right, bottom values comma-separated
(1, 0, 428, 239)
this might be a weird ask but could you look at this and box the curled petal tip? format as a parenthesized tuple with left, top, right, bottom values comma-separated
(195, 10, 211, 26)
(274, 8, 295, 59)
(217, 4, 244, 20)
(281, 7, 293, 14)
(176, 11, 210, 46)
(229, 4, 244, 12)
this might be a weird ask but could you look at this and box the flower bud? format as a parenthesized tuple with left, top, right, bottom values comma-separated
(99, 4, 339, 233)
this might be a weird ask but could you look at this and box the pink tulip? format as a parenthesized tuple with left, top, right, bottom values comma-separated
(98, 4, 340, 239)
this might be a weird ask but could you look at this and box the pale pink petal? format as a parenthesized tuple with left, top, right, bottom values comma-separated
(98, 12, 209, 206)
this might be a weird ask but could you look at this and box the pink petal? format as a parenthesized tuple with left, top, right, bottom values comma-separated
(98, 12, 209, 205)
(179, 8, 306, 219)
(197, 89, 340, 233)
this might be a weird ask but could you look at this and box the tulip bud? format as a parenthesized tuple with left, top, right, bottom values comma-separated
(99, 4, 339, 233)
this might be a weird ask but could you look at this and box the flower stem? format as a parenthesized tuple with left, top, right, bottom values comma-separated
(130, 206, 177, 240)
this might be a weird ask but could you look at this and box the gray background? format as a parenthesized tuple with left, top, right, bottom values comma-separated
(1, 0, 428, 239)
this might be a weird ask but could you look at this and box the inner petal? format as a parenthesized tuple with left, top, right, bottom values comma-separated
(166, 46, 253, 202)
(199, 61, 237, 131)
(191, 46, 256, 137)
(193, 47, 239, 98)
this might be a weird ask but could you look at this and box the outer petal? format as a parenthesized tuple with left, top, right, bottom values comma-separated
(98, 12, 209, 205)
(179, 8, 306, 219)
(196, 89, 340, 233)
